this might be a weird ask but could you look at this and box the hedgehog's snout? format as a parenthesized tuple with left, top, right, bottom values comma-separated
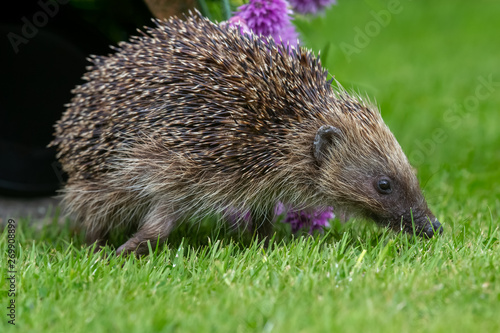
(422, 217, 443, 238)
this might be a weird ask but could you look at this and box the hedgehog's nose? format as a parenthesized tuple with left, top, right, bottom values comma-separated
(423, 218, 443, 237)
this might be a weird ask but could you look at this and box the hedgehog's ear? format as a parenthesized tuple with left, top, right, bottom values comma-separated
(313, 125, 342, 164)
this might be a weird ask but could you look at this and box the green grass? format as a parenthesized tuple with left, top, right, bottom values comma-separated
(1, 0, 499, 331)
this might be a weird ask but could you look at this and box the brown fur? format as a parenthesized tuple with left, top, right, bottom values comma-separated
(51, 12, 441, 255)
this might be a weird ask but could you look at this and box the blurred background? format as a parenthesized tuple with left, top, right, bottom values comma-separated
(1, 0, 499, 227)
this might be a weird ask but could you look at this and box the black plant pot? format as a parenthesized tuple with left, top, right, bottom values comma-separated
(0, 1, 114, 197)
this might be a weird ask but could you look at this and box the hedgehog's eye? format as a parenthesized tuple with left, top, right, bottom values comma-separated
(376, 178, 392, 194)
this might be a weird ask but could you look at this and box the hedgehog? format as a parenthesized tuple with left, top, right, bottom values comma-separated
(50, 12, 442, 255)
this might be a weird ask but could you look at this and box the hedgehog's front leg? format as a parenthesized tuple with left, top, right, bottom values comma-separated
(116, 203, 178, 256)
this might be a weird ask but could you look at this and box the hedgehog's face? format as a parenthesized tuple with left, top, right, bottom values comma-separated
(313, 124, 442, 237)
(360, 171, 442, 238)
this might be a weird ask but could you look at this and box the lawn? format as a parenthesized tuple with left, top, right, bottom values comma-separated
(1, 0, 499, 332)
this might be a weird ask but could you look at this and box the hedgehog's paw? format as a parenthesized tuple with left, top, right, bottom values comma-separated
(115, 205, 178, 256)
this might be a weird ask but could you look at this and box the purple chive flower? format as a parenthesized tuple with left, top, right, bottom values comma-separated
(226, 15, 251, 34)
(275, 21, 299, 46)
(283, 206, 334, 234)
(288, 0, 337, 15)
(235, 0, 299, 46)
(225, 203, 334, 234)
